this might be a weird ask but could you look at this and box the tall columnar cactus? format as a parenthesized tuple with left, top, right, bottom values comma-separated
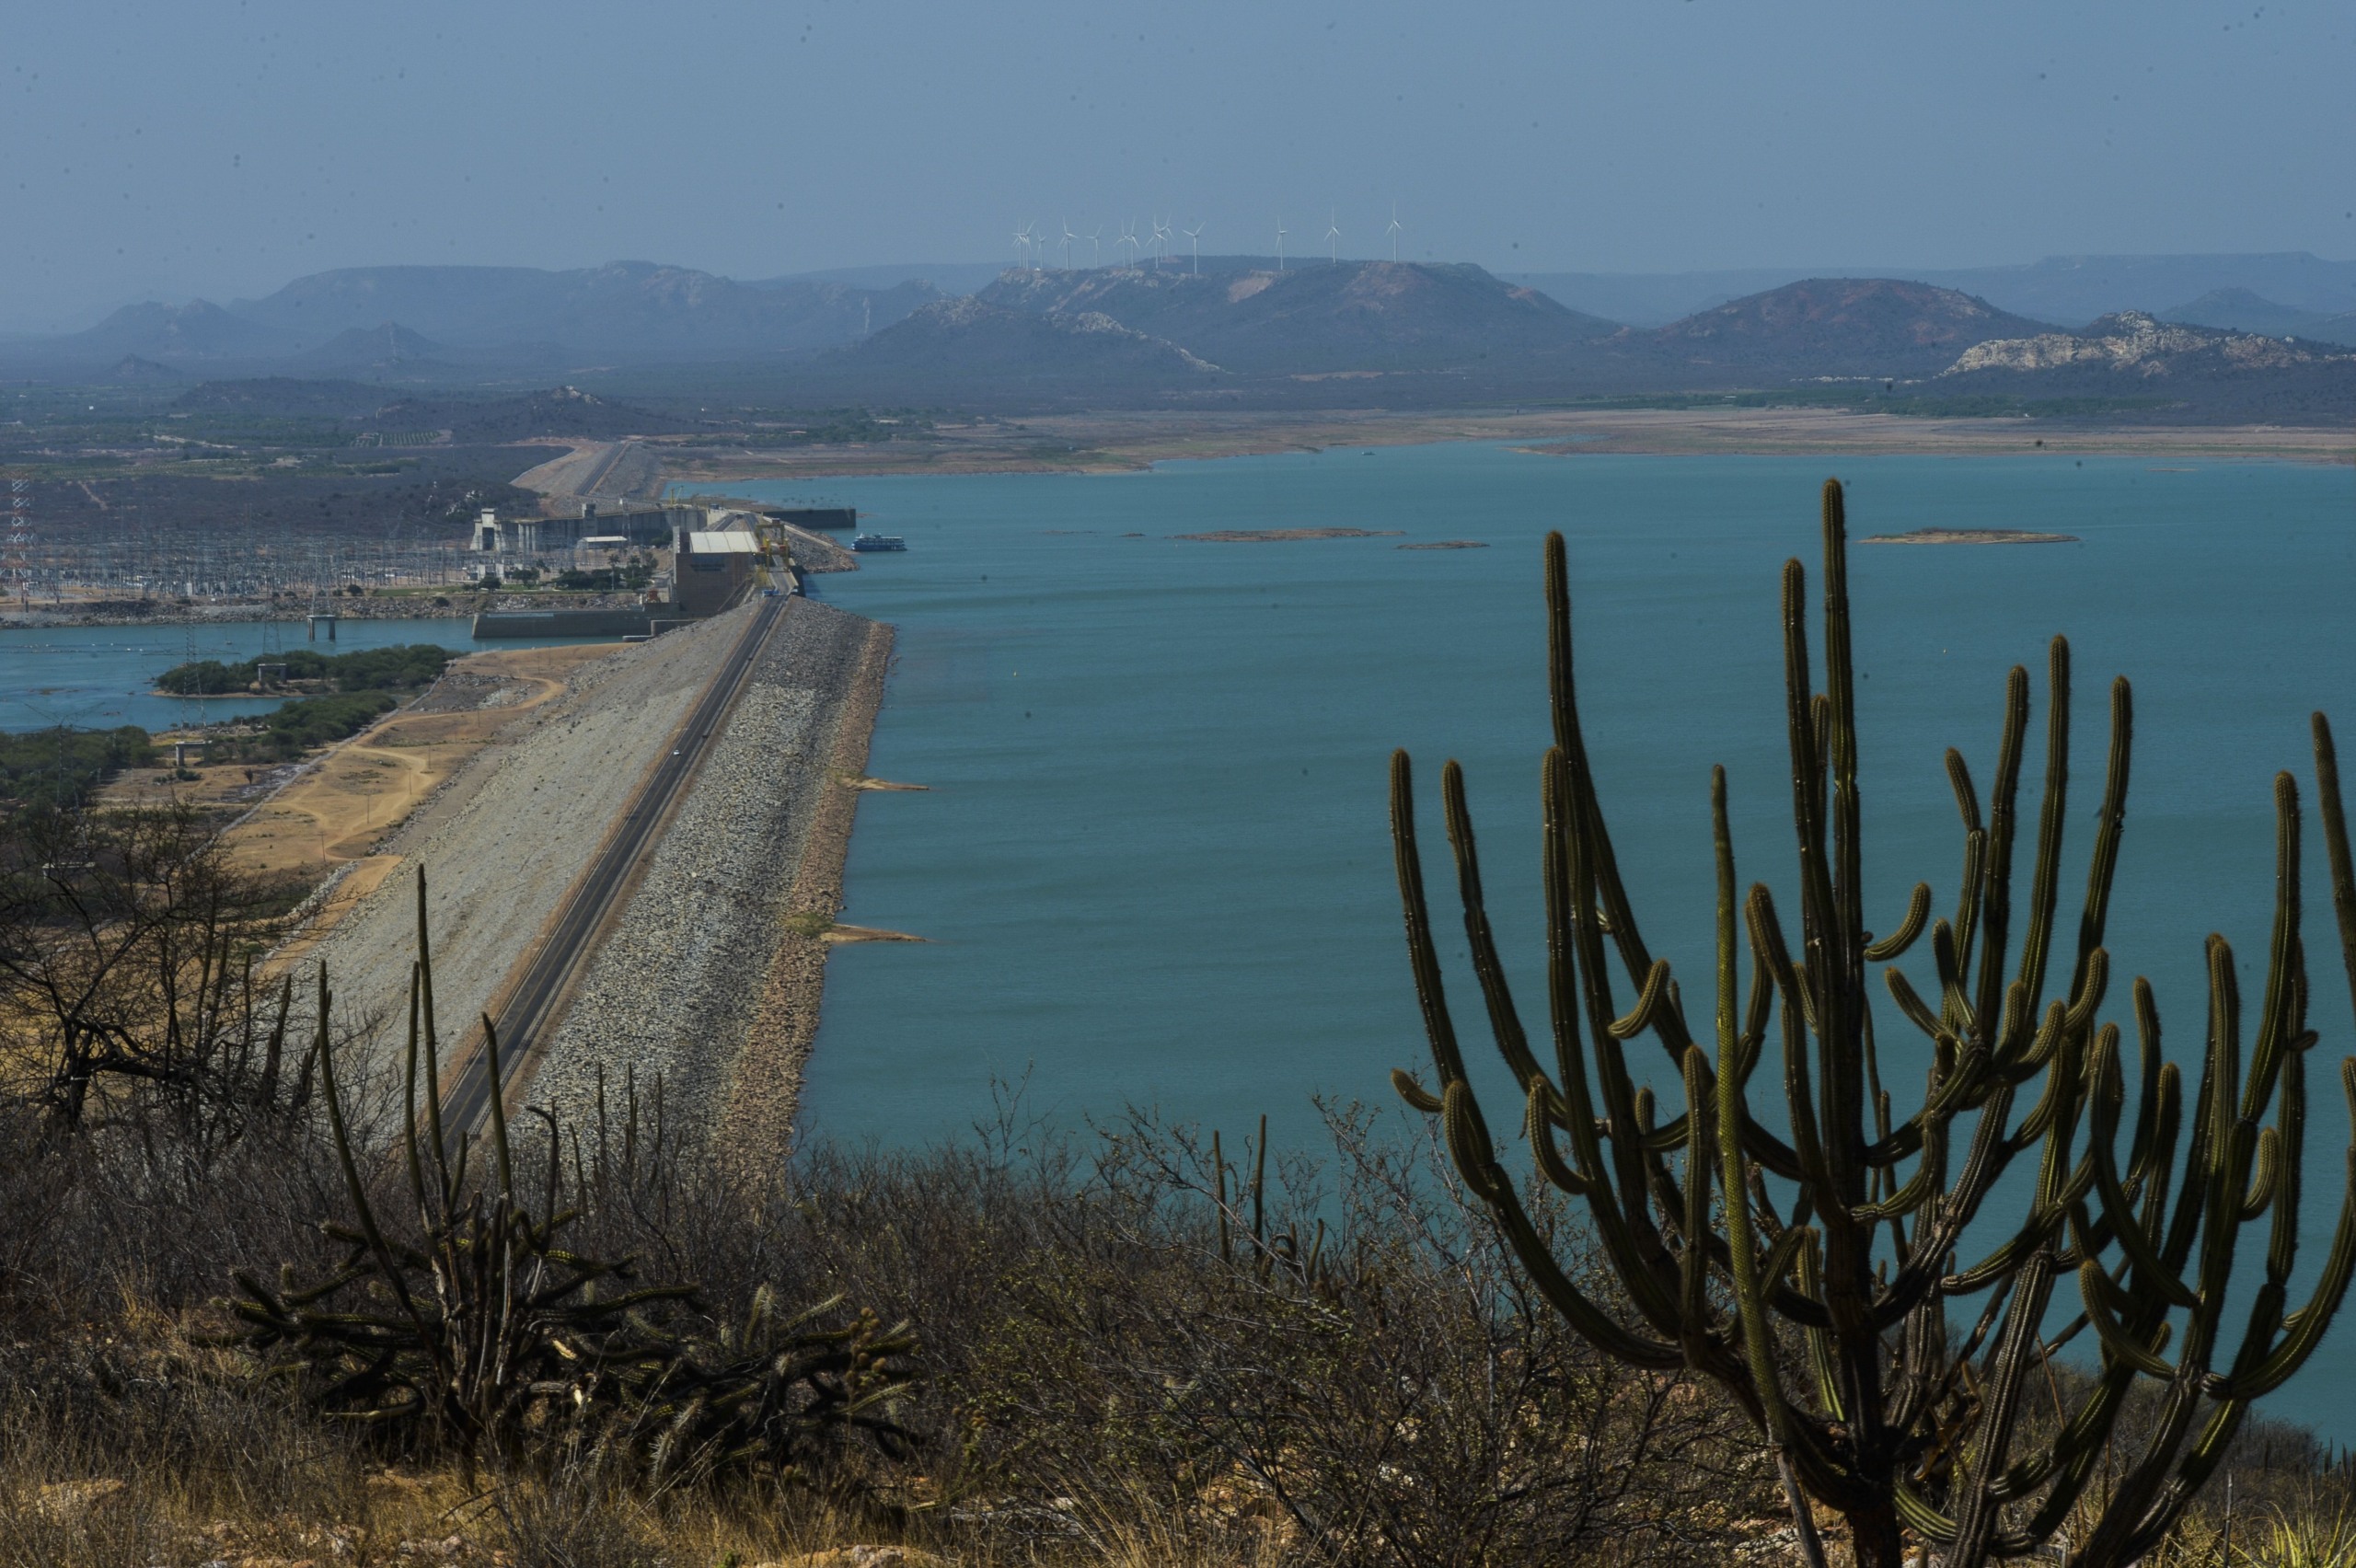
(1389, 481, 2356, 1568)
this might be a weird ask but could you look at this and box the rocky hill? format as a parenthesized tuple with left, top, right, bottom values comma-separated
(976, 259, 1620, 373)
(813, 295, 1217, 396)
(1626, 278, 2056, 380)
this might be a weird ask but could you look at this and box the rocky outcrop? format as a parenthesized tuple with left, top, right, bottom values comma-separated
(1944, 311, 2355, 378)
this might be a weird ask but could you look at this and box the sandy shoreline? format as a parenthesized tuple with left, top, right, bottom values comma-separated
(653, 405, 2354, 484)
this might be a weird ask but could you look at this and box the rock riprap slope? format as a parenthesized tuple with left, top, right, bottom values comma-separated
(528, 599, 880, 1147)
(300, 607, 751, 1086)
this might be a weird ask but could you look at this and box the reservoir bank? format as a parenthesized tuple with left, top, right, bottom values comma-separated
(0, 617, 616, 734)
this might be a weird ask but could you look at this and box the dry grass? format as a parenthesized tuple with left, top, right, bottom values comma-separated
(219, 643, 612, 880)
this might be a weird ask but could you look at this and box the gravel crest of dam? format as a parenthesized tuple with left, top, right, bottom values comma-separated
(298, 607, 751, 1083)
(525, 599, 883, 1151)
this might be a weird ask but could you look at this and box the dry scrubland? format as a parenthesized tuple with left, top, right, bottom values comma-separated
(6, 1091, 2350, 1568)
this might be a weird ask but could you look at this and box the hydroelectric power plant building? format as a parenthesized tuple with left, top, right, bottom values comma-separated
(469, 505, 769, 639)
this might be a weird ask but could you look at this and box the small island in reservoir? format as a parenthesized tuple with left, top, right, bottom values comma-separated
(1864, 527, 2079, 546)
(1398, 539, 1489, 550)
(1172, 527, 1405, 542)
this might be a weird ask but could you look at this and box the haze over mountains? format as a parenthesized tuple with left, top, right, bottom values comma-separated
(2, 262, 941, 379)
(1505, 252, 2356, 329)
(4, 249, 2350, 419)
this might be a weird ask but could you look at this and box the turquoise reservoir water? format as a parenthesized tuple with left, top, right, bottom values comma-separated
(0, 617, 609, 734)
(737, 444, 2356, 1437)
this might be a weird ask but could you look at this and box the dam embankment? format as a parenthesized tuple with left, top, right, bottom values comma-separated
(293, 594, 885, 1162)
(294, 605, 749, 1082)
(528, 601, 888, 1158)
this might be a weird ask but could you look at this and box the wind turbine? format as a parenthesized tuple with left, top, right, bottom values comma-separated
(1086, 225, 1103, 268)
(1061, 218, 1077, 271)
(1183, 222, 1205, 275)
(1118, 220, 1139, 269)
(1029, 222, 1045, 270)
(1276, 218, 1287, 271)
(1151, 216, 1172, 270)
(1012, 225, 1031, 270)
(1325, 208, 1340, 264)
(1386, 202, 1402, 262)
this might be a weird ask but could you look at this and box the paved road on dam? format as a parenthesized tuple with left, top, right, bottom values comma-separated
(437, 594, 786, 1144)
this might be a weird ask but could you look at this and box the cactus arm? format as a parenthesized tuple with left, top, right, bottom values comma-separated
(2319, 713, 2356, 1033)
(2063, 676, 2133, 1003)
(402, 966, 429, 1223)
(2257, 1044, 2304, 1289)
(2125, 980, 2172, 1188)
(1973, 666, 2032, 1037)
(2076, 1260, 2177, 1378)
(1439, 759, 1553, 1097)
(480, 1012, 514, 1198)
(415, 868, 453, 1202)
(1934, 907, 1982, 1043)
(1746, 884, 1835, 1196)
(2212, 1058, 2356, 1400)
(1557, 750, 1693, 1325)
(2240, 1125, 2284, 1220)
(1542, 531, 1697, 1057)
(1439, 1078, 1684, 1369)
(1792, 1231, 1846, 1424)
(310, 963, 447, 1388)
(1680, 1044, 1714, 1337)
(1390, 1068, 1442, 1113)
(1525, 1080, 1591, 1195)
(1989, 1348, 2139, 1505)
(1390, 750, 1475, 1092)
(1719, 761, 1816, 1459)
(1776, 558, 1854, 1216)
(1607, 958, 1672, 1040)
(1541, 748, 1608, 1181)
(1541, 750, 1688, 1330)
(2240, 774, 2304, 1124)
(2080, 1027, 2200, 1309)
(1947, 1251, 2062, 1563)
(1864, 884, 1932, 963)
(2011, 637, 2073, 1028)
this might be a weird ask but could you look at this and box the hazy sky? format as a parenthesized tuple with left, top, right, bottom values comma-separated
(4, 0, 2349, 330)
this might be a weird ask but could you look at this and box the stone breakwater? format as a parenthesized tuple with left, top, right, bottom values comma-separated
(294, 608, 751, 1087)
(526, 601, 891, 1160)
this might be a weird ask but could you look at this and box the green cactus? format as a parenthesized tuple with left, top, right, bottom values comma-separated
(1388, 480, 2356, 1568)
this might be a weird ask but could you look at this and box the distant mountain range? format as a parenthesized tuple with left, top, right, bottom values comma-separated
(800, 264, 2355, 416)
(0, 261, 942, 379)
(2160, 288, 2356, 346)
(1505, 252, 2356, 329)
(7, 251, 2352, 419)
(810, 270, 2067, 397)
